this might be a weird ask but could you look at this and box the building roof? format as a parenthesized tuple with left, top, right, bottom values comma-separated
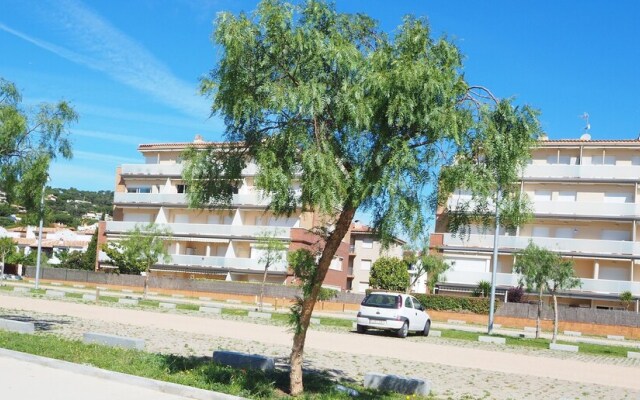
(538, 138, 640, 147)
(138, 135, 240, 152)
(349, 222, 406, 245)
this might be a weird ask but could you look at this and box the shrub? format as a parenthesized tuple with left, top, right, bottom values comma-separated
(413, 293, 495, 314)
(507, 285, 525, 303)
(471, 280, 491, 297)
(369, 257, 409, 292)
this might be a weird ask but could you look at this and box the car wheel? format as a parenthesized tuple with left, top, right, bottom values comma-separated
(397, 321, 408, 338)
(423, 320, 431, 337)
(356, 324, 367, 334)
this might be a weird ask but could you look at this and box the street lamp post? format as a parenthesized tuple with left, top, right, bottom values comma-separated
(34, 178, 47, 290)
(487, 187, 501, 334)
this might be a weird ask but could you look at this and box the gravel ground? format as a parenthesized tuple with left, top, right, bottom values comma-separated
(2, 295, 640, 400)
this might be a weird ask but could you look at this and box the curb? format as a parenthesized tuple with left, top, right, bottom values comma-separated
(0, 348, 246, 400)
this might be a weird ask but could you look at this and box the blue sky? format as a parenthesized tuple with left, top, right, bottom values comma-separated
(1, 0, 639, 192)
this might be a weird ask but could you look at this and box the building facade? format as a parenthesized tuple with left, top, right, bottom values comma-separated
(431, 137, 640, 310)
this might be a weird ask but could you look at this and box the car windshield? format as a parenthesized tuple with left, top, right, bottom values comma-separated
(362, 293, 398, 309)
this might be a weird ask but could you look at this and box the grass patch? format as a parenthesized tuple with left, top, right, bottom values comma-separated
(64, 292, 83, 299)
(0, 285, 13, 291)
(0, 331, 414, 399)
(320, 318, 353, 328)
(30, 289, 46, 295)
(176, 303, 200, 311)
(139, 300, 160, 307)
(440, 330, 479, 341)
(271, 313, 289, 323)
(99, 296, 119, 303)
(222, 308, 249, 317)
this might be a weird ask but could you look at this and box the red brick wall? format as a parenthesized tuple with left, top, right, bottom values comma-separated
(290, 228, 349, 290)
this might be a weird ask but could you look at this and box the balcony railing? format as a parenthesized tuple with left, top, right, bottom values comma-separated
(120, 163, 259, 177)
(113, 192, 271, 207)
(523, 164, 640, 181)
(532, 201, 639, 218)
(164, 254, 287, 272)
(442, 233, 640, 256)
(105, 221, 291, 239)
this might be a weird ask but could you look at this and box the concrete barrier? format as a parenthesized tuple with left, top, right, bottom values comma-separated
(0, 318, 35, 333)
(72, 284, 85, 288)
(199, 306, 222, 314)
(13, 287, 29, 293)
(83, 332, 145, 350)
(429, 330, 442, 337)
(198, 297, 211, 301)
(628, 351, 640, 359)
(159, 302, 176, 309)
(248, 311, 271, 319)
(549, 343, 579, 352)
(82, 294, 97, 301)
(310, 318, 321, 325)
(226, 299, 241, 304)
(45, 290, 65, 298)
(147, 292, 158, 296)
(363, 372, 430, 396)
(447, 319, 466, 325)
(607, 335, 625, 341)
(479, 336, 506, 345)
(121, 289, 134, 293)
(564, 330, 582, 337)
(118, 298, 139, 306)
(213, 351, 274, 371)
(523, 326, 537, 332)
(51, 282, 62, 286)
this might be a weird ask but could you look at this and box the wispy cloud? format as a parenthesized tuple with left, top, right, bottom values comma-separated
(72, 129, 147, 146)
(73, 151, 140, 165)
(0, 0, 211, 119)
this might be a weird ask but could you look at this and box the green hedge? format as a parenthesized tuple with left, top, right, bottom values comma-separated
(413, 294, 496, 315)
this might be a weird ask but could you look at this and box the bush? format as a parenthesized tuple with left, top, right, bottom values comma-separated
(413, 293, 495, 314)
(369, 257, 409, 292)
(471, 280, 491, 297)
(507, 286, 525, 303)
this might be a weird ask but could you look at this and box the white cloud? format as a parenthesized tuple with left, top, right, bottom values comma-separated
(0, 0, 211, 119)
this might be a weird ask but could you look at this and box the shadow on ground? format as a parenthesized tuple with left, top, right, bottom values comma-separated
(0, 314, 71, 331)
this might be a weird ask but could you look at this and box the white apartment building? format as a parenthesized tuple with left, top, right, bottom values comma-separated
(431, 136, 640, 310)
(100, 136, 352, 287)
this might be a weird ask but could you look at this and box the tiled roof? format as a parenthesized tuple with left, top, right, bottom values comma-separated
(539, 139, 640, 145)
(138, 141, 241, 151)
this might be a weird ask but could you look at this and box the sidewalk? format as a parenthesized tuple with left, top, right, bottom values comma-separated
(0, 348, 244, 400)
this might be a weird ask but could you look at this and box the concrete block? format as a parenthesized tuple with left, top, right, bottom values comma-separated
(51, 282, 62, 286)
(72, 284, 85, 288)
(627, 351, 640, 359)
(213, 351, 274, 371)
(147, 292, 158, 296)
(118, 298, 139, 306)
(82, 294, 97, 301)
(171, 294, 185, 298)
(199, 306, 221, 314)
(83, 332, 145, 350)
(96, 286, 107, 290)
(310, 318, 321, 325)
(45, 290, 65, 298)
(121, 289, 133, 293)
(549, 343, 579, 352)
(226, 299, 241, 304)
(447, 319, 466, 325)
(0, 318, 35, 334)
(564, 330, 582, 337)
(429, 330, 442, 337)
(198, 296, 211, 301)
(13, 287, 29, 293)
(159, 302, 176, 309)
(248, 311, 271, 319)
(523, 326, 537, 332)
(479, 336, 506, 345)
(364, 372, 431, 396)
(352, 322, 357, 329)
(607, 335, 625, 341)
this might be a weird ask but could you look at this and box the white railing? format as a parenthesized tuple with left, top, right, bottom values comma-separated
(165, 254, 287, 272)
(523, 164, 640, 181)
(113, 192, 271, 207)
(578, 278, 640, 295)
(442, 233, 639, 256)
(120, 163, 259, 177)
(532, 201, 639, 218)
(106, 221, 290, 238)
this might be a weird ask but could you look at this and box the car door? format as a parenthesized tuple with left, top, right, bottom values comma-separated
(410, 297, 428, 331)
(403, 297, 419, 331)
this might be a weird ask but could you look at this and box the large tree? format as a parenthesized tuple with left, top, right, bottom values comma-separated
(369, 257, 409, 292)
(185, 1, 540, 394)
(0, 78, 77, 209)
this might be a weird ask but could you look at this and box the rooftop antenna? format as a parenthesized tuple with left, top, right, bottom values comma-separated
(580, 112, 591, 134)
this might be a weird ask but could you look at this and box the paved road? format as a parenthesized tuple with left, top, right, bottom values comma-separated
(2, 295, 640, 391)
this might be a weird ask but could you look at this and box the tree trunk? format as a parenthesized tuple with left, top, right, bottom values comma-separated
(536, 287, 543, 339)
(1, 254, 4, 276)
(143, 266, 150, 299)
(552, 293, 558, 344)
(259, 261, 269, 312)
(289, 206, 356, 396)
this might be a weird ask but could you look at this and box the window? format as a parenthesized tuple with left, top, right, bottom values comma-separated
(362, 238, 373, 249)
(177, 184, 188, 194)
(534, 190, 552, 202)
(404, 297, 413, 309)
(557, 191, 576, 202)
(604, 192, 631, 204)
(127, 186, 151, 194)
(360, 259, 372, 270)
(329, 257, 343, 271)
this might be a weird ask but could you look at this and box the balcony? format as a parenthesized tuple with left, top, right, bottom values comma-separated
(165, 254, 287, 272)
(113, 192, 271, 207)
(105, 221, 290, 239)
(523, 164, 640, 181)
(442, 270, 640, 295)
(120, 163, 259, 177)
(532, 201, 639, 218)
(441, 233, 640, 257)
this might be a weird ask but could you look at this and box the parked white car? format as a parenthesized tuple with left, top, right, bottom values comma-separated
(356, 292, 431, 338)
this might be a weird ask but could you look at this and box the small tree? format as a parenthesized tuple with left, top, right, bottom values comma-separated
(369, 257, 409, 292)
(110, 224, 172, 298)
(514, 242, 553, 339)
(83, 229, 99, 271)
(0, 237, 15, 276)
(548, 258, 580, 343)
(472, 280, 492, 298)
(405, 252, 450, 294)
(619, 291, 633, 311)
(255, 229, 288, 311)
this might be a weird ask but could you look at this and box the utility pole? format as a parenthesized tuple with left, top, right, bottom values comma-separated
(487, 187, 501, 334)
(34, 177, 47, 290)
